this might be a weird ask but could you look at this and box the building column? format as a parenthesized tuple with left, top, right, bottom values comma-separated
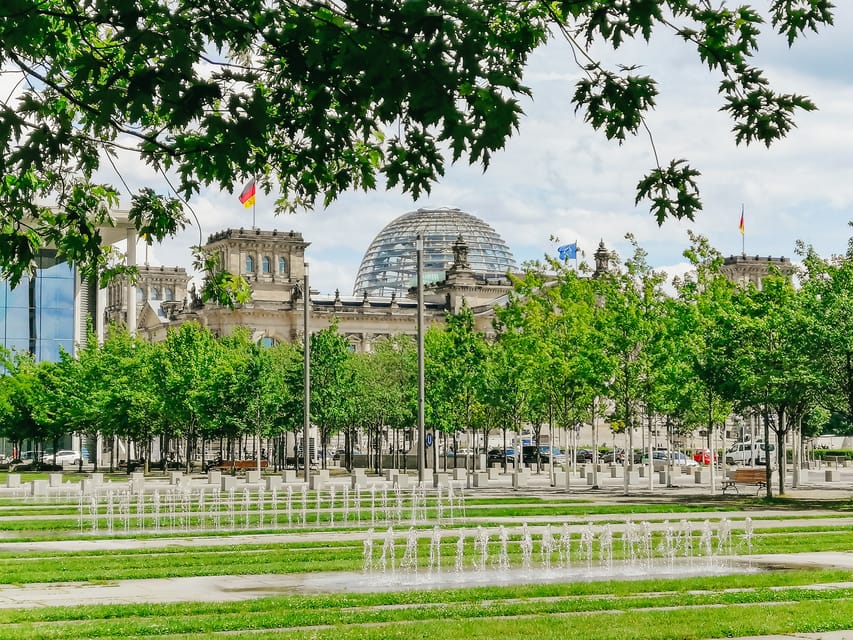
(126, 227, 137, 335)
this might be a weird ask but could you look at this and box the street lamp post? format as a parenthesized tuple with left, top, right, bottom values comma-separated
(303, 263, 311, 484)
(416, 234, 426, 484)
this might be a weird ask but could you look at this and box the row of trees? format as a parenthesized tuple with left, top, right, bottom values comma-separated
(3, 232, 853, 495)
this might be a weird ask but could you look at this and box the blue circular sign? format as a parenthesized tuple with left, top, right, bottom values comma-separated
(425, 433, 434, 448)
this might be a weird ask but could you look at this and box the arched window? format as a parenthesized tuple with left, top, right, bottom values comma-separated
(259, 336, 277, 348)
(136, 287, 145, 303)
(262, 256, 271, 273)
(164, 287, 174, 301)
(245, 255, 255, 273)
(151, 286, 161, 300)
(278, 257, 287, 274)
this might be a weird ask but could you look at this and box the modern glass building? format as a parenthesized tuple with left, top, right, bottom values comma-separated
(0, 250, 86, 362)
(353, 207, 516, 296)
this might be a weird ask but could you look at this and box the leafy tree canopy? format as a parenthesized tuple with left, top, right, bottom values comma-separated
(0, 0, 833, 287)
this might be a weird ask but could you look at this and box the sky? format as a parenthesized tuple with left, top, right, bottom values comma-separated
(17, 6, 853, 296)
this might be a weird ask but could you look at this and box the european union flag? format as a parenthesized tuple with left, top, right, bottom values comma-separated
(558, 243, 577, 260)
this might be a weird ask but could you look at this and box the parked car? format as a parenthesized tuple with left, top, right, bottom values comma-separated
(522, 445, 565, 465)
(693, 448, 718, 465)
(601, 448, 625, 464)
(487, 448, 514, 466)
(575, 448, 594, 463)
(725, 440, 774, 466)
(41, 450, 81, 465)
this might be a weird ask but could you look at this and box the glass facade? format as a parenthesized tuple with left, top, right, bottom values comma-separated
(0, 251, 75, 362)
(353, 207, 516, 296)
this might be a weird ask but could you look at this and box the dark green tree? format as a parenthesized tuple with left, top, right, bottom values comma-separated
(0, 1, 832, 286)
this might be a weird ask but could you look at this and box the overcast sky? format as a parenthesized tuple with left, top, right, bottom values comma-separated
(18, 7, 853, 296)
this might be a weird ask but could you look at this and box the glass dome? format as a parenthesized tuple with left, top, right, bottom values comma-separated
(353, 207, 516, 296)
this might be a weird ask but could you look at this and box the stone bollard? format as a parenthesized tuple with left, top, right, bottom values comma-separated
(169, 470, 183, 485)
(350, 468, 367, 489)
(694, 469, 709, 484)
(48, 473, 63, 488)
(472, 471, 489, 487)
(283, 469, 299, 483)
(433, 472, 450, 488)
(208, 470, 222, 485)
(246, 470, 261, 484)
(657, 471, 668, 485)
(6, 474, 21, 489)
(452, 468, 467, 481)
(609, 465, 622, 479)
(394, 474, 411, 490)
(512, 469, 529, 489)
(265, 476, 283, 490)
(487, 466, 501, 480)
(89, 472, 104, 485)
(31, 479, 48, 497)
(221, 475, 239, 491)
(586, 472, 597, 486)
(130, 475, 145, 495)
(825, 469, 840, 482)
(309, 469, 329, 491)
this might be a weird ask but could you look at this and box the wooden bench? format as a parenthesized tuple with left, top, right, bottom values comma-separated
(722, 467, 767, 495)
(207, 459, 268, 472)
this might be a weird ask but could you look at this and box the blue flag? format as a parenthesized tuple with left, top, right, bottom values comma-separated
(558, 242, 577, 260)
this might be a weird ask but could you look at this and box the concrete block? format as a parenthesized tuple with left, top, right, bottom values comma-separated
(586, 472, 597, 486)
(512, 470, 528, 489)
(207, 470, 222, 485)
(246, 470, 261, 484)
(31, 479, 48, 496)
(394, 474, 411, 489)
(472, 471, 489, 487)
(487, 467, 501, 480)
(81, 478, 98, 494)
(658, 471, 668, 485)
(6, 474, 20, 488)
(221, 475, 239, 491)
(552, 471, 567, 487)
(452, 468, 466, 481)
(309, 470, 329, 490)
(694, 469, 709, 484)
(89, 472, 104, 485)
(826, 469, 840, 482)
(282, 469, 299, 483)
(433, 472, 451, 488)
(48, 473, 63, 488)
(130, 476, 145, 495)
(169, 470, 183, 485)
(266, 476, 283, 490)
(609, 465, 623, 478)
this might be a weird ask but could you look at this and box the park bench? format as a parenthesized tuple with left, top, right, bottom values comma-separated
(721, 467, 767, 495)
(207, 459, 268, 473)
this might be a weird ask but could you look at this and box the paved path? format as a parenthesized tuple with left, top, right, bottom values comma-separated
(0, 551, 851, 609)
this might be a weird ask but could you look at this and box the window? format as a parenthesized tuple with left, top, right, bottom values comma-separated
(136, 287, 145, 303)
(246, 255, 255, 273)
(259, 336, 277, 347)
(151, 286, 161, 300)
(164, 287, 174, 301)
(278, 257, 287, 274)
(262, 256, 271, 273)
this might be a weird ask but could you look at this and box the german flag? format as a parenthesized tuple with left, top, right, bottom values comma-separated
(239, 179, 256, 208)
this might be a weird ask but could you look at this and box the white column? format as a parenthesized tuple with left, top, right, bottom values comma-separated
(126, 227, 137, 335)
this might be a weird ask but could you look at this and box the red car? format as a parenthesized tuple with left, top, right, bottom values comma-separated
(693, 448, 718, 465)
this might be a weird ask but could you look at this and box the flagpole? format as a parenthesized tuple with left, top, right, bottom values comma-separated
(253, 177, 257, 230)
(741, 204, 745, 256)
(574, 239, 578, 271)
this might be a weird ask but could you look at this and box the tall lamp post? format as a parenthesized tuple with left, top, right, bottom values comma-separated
(303, 263, 311, 484)
(416, 234, 426, 484)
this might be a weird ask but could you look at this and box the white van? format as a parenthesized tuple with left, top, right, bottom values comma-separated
(725, 440, 775, 466)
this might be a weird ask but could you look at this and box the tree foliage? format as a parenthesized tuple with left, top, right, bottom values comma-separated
(0, 1, 833, 285)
